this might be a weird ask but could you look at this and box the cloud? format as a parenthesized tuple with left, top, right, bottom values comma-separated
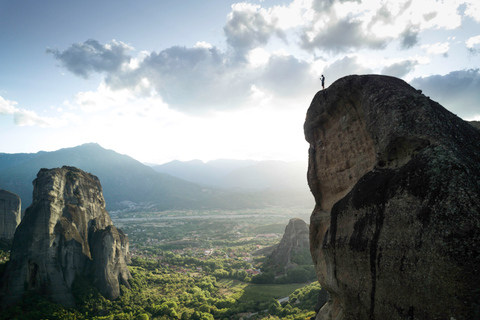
(300, 5, 386, 54)
(297, 0, 470, 54)
(465, 0, 480, 22)
(52, 38, 321, 114)
(66, 82, 139, 113)
(399, 25, 420, 49)
(409, 69, 480, 119)
(46, 39, 133, 79)
(381, 59, 418, 78)
(422, 42, 450, 56)
(466, 35, 480, 54)
(107, 45, 254, 113)
(0, 95, 74, 127)
(257, 54, 317, 98)
(0, 96, 18, 115)
(322, 56, 373, 86)
(224, 3, 285, 60)
(47, 0, 479, 114)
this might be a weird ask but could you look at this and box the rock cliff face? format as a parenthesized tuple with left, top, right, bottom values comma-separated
(270, 218, 310, 270)
(0, 189, 21, 239)
(0, 166, 131, 308)
(304, 75, 480, 320)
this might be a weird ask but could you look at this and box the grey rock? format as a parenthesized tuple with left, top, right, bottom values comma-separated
(304, 75, 480, 320)
(0, 166, 131, 308)
(0, 189, 21, 239)
(270, 218, 310, 271)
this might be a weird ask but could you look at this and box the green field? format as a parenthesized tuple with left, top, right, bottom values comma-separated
(218, 279, 308, 302)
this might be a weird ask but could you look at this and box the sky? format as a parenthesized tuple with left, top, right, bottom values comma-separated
(1, 0, 479, 165)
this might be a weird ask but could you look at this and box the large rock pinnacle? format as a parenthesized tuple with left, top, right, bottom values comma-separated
(0, 166, 131, 308)
(0, 189, 21, 239)
(270, 218, 310, 270)
(304, 75, 480, 320)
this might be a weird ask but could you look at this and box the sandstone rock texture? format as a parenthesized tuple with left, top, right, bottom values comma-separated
(0, 166, 131, 308)
(0, 189, 21, 239)
(271, 218, 310, 270)
(304, 75, 480, 320)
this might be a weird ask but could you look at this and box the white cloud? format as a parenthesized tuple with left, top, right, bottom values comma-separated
(422, 42, 450, 55)
(297, 0, 468, 53)
(465, 0, 480, 22)
(269, 0, 314, 30)
(194, 41, 213, 49)
(126, 50, 149, 71)
(0, 95, 76, 127)
(466, 35, 480, 48)
(248, 48, 271, 67)
(224, 2, 286, 59)
(67, 82, 140, 113)
(0, 96, 18, 115)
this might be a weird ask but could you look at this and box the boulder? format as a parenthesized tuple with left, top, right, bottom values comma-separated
(0, 189, 21, 239)
(0, 166, 131, 308)
(304, 75, 480, 320)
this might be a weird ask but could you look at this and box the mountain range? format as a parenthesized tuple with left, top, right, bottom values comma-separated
(0, 143, 313, 212)
(152, 159, 309, 191)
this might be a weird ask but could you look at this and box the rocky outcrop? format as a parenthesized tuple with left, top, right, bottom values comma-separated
(0, 189, 21, 239)
(270, 218, 310, 270)
(0, 166, 131, 308)
(304, 75, 480, 320)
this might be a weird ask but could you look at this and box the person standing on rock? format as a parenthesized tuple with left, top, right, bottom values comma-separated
(320, 75, 325, 89)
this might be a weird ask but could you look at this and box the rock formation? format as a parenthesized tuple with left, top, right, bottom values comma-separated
(270, 218, 310, 270)
(0, 166, 131, 308)
(0, 189, 21, 239)
(304, 75, 480, 320)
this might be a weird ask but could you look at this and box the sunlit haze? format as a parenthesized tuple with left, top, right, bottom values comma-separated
(1, 0, 479, 164)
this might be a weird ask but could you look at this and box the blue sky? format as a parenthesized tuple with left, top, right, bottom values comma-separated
(1, 0, 479, 164)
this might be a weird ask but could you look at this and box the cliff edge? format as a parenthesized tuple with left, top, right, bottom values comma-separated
(304, 75, 480, 320)
(0, 166, 131, 308)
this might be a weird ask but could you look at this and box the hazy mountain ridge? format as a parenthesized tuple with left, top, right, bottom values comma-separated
(0, 144, 313, 212)
(153, 159, 309, 191)
(0, 143, 208, 211)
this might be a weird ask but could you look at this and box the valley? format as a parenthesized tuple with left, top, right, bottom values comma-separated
(0, 208, 320, 320)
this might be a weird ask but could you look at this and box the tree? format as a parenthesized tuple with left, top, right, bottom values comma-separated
(251, 271, 275, 284)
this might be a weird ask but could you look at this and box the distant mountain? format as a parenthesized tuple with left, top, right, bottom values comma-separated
(153, 159, 310, 192)
(152, 159, 256, 187)
(0, 143, 209, 211)
(470, 120, 480, 130)
(0, 144, 314, 212)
